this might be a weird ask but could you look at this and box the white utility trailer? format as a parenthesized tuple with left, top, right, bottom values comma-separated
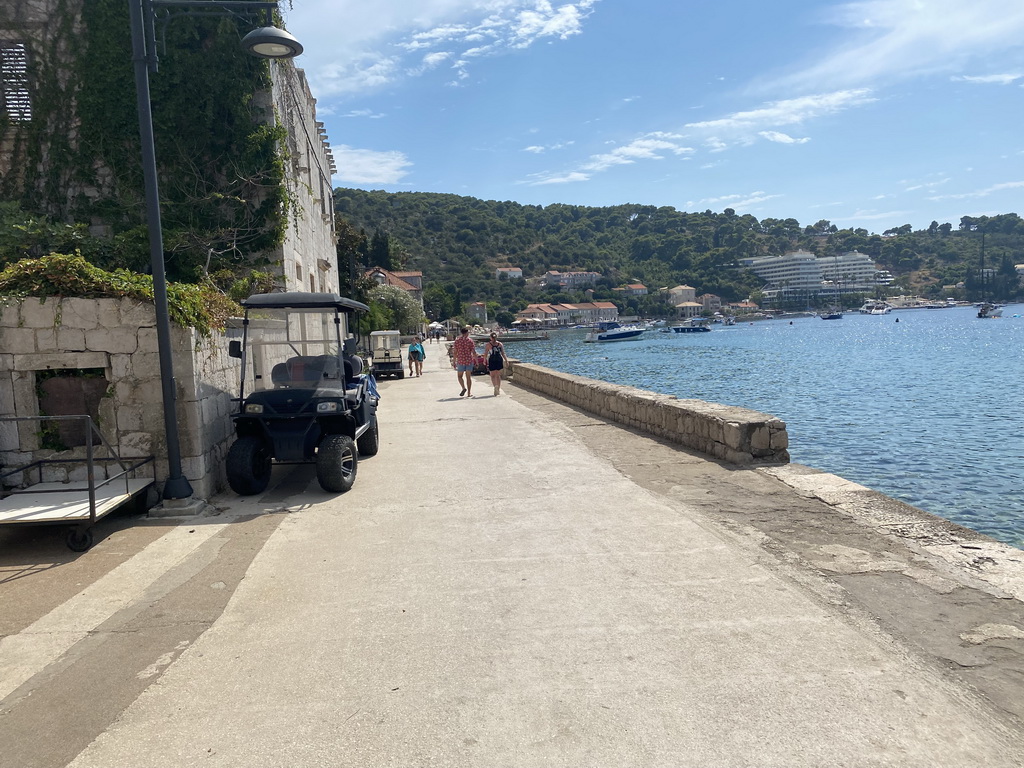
(0, 415, 154, 551)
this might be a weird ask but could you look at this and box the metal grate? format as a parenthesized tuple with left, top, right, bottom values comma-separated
(1, 41, 32, 122)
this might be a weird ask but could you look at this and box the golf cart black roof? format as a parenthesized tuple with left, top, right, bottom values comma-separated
(241, 292, 369, 313)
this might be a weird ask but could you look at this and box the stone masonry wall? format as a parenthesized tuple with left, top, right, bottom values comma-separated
(509, 362, 789, 465)
(0, 297, 239, 500)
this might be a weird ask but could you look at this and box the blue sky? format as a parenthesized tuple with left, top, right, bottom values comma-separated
(280, 0, 1024, 233)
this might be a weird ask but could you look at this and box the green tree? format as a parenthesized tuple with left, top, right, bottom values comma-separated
(367, 284, 422, 333)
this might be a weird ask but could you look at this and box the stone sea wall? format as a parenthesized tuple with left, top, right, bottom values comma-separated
(509, 361, 789, 464)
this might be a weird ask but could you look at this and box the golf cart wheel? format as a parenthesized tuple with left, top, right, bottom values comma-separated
(316, 435, 358, 493)
(397, 370, 405, 379)
(66, 527, 93, 552)
(227, 436, 272, 496)
(357, 415, 380, 457)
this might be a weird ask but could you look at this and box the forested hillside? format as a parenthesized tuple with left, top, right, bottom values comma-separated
(334, 188, 1023, 320)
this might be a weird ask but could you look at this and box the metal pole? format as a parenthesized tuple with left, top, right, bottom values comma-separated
(129, 0, 193, 500)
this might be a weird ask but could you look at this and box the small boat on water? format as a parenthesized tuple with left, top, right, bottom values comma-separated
(976, 302, 1003, 319)
(584, 322, 646, 343)
(663, 318, 711, 333)
(819, 307, 843, 320)
(471, 331, 550, 341)
(859, 301, 892, 315)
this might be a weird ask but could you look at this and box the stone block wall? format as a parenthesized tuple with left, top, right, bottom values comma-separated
(0, 297, 240, 500)
(509, 362, 789, 464)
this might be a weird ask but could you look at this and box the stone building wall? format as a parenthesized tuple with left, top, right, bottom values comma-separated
(509, 362, 789, 465)
(0, 297, 239, 500)
(270, 64, 339, 294)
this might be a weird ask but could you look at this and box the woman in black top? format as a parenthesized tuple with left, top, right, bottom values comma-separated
(484, 333, 508, 397)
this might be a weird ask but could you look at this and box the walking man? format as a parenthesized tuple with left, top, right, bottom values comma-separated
(451, 326, 477, 397)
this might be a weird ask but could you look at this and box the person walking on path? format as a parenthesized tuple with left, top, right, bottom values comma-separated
(484, 332, 508, 396)
(451, 326, 477, 397)
(408, 336, 426, 377)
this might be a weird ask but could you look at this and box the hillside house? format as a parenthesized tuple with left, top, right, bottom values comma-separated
(366, 267, 424, 306)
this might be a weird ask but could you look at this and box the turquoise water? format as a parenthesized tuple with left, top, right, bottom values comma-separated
(511, 306, 1024, 548)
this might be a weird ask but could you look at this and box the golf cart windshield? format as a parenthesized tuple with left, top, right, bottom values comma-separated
(241, 305, 345, 393)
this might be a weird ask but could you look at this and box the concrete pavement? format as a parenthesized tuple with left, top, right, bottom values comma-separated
(4, 350, 1024, 766)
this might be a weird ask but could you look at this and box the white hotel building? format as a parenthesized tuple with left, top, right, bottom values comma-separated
(739, 250, 887, 301)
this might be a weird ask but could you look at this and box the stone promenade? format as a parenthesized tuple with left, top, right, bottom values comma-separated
(3, 351, 1023, 767)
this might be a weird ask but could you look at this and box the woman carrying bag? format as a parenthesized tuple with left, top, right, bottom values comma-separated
(484, 333, 508, 397)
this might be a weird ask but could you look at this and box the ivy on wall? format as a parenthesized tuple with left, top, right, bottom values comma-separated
(0, 252, 242, 336)
(0, 0, 290, 283)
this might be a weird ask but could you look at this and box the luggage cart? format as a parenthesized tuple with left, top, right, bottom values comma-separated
(0, 415, 155, 551)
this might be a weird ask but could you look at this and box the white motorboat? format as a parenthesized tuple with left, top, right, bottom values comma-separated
(584, 322, 646, 342)
(859, 301, 892, 315)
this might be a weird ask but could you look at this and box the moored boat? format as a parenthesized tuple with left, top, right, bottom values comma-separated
(664, 318, 711, 333)
(584, 322, 646, 342)
(471, 331, 550, 341)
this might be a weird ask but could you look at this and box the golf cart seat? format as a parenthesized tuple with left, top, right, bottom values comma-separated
(273, 356, 342, 388)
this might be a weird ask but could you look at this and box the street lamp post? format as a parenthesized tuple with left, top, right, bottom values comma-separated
(128, 0, 301, 500)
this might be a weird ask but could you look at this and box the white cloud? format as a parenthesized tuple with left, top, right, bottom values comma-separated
(928, 180, 1024, 201)
(525, 133, 694, 185)
(846, 209, 913, 221)
(686, 192, 782, 210)
(903, 177, 950, 192)
(522, 141, 575, 153)
(774, 0, 1024, 91)
(341, 109, 386, 119)
(286, 1, 599, 97)
(686, 90, 875, 150)
(952, 73, 1023, 85)
(759, 131, 810, 145)
(526, 171, 591, 185)
(332, 147, 413, 185)
(581, 137, 694, 172)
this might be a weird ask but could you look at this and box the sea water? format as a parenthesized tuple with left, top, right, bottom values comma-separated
(512, 306, 1024, 548)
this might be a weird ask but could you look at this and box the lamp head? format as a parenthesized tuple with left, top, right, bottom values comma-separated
(242, 26, 303, 59)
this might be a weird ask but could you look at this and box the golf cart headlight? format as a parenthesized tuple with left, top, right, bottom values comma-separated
(244, 403, 264, 414)
(317, 401, 339, 413)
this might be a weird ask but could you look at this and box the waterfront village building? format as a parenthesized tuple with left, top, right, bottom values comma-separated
(516, 302, 618, 326)
(495, 267, 523, 280)
(739, 251, 888, 302)
(541, 270, 602, 289)
(0, 2, 338, 294)
(674, 301, 703, 319)
(699, 294, 723, 313)
(667, 285, 697, 304)
(466, 302, 487, 323)
(365, 267, 424, 308)
(614, 283, 648, 296)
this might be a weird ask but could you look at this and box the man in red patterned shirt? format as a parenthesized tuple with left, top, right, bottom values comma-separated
(451, 326, 477, 397)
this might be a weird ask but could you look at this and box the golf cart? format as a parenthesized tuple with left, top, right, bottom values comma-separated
(226, 292, 379, 495)
(369, 330, 404, 379)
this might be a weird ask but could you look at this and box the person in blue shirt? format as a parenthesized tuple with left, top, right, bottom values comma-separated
(408, 336, 426, 377)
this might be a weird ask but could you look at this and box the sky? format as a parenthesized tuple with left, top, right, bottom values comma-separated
(279, 0, 1024, 234)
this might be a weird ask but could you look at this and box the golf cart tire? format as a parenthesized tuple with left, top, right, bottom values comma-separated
(357, 415, 380, 456)
(227, 436, 273, 496)
(397, 371, 405, 379)
(317, 434, 358, 493)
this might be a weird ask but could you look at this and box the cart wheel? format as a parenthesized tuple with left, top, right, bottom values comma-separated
(316, 435, 358, 493)
(66, 527, 93, 552)
(227, 436, 273, 496)
(357, 415, 380, 457)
